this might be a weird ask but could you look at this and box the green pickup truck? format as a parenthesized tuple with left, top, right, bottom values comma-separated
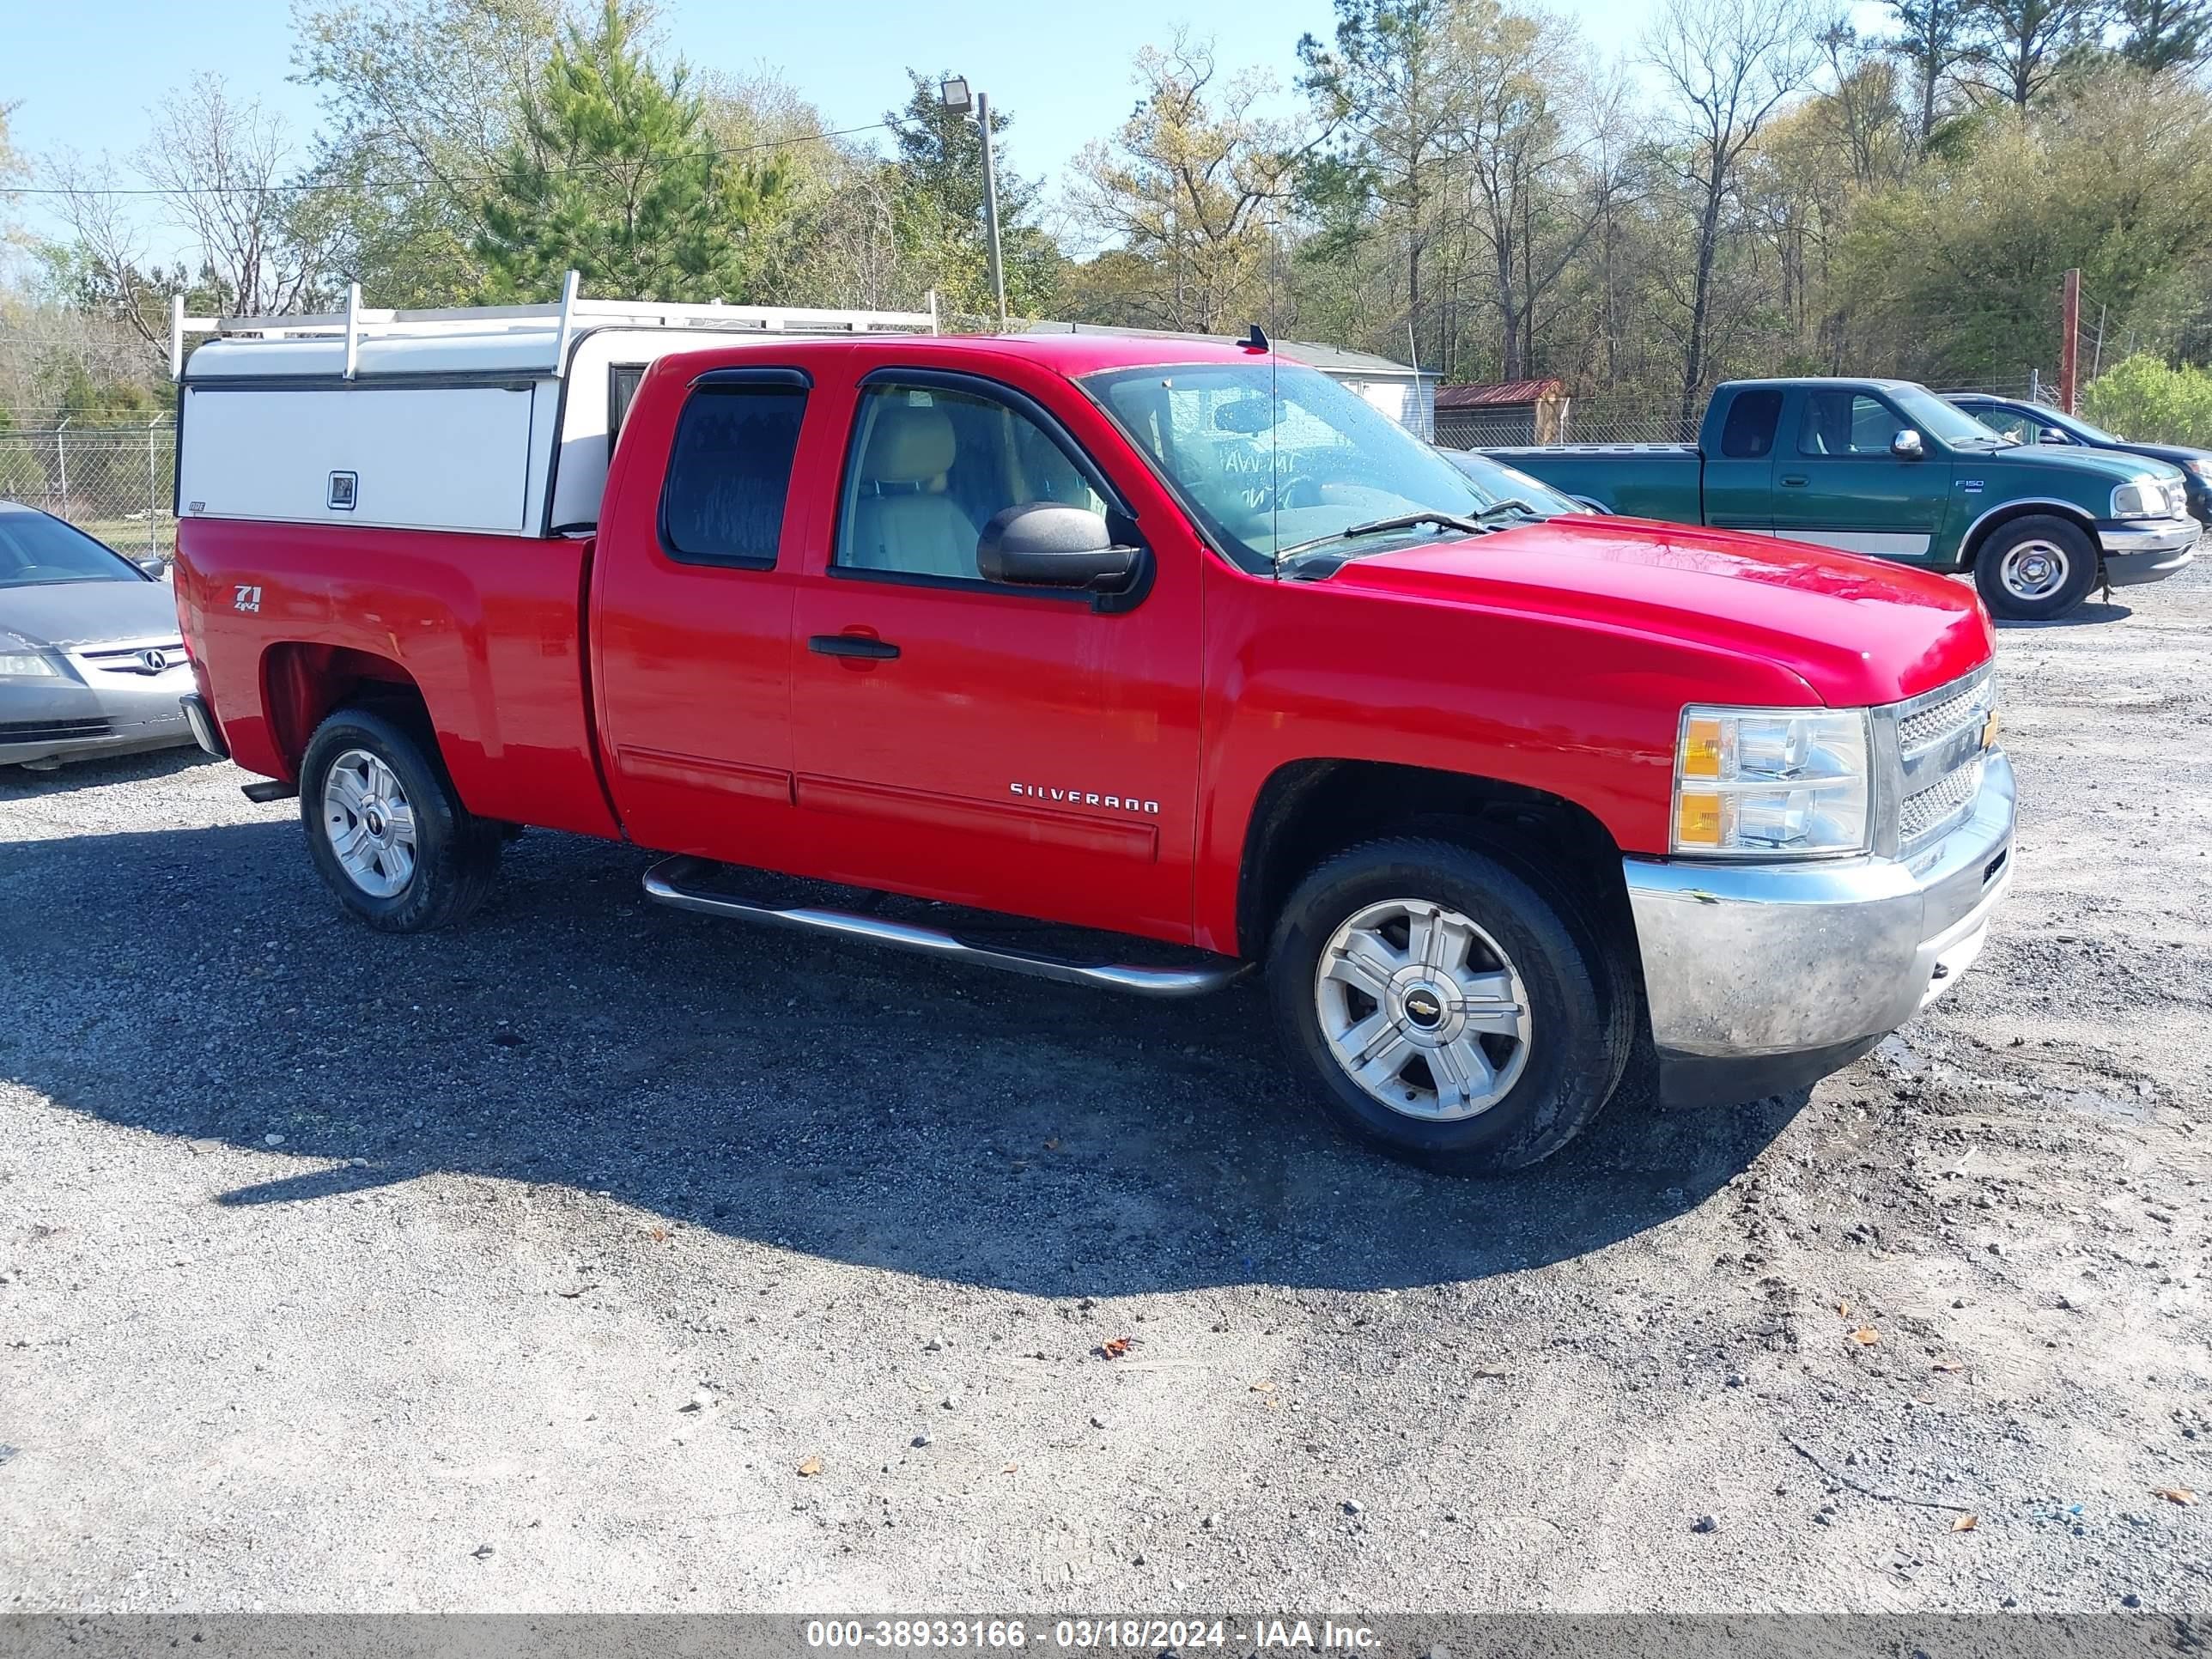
(1485, 377, 2199, 620)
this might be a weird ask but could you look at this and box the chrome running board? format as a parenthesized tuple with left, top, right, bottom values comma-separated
(641, 855, 1248, 999)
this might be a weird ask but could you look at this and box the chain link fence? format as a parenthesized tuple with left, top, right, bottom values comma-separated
(0, 422, 178, 558)
(1437, 400, 1696, 449)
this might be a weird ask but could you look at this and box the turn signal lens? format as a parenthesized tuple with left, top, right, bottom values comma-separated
(1676, 791, 1723, 845)
(1670, 705, 1871, 859)
(1679, 717, 1724, 778)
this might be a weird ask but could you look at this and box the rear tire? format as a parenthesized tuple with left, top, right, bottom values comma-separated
(1974, 514, 2099, 621)
(299, 707, 501, 933)
(1267, 836, 1633, 1173)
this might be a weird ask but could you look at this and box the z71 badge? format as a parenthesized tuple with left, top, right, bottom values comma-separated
(234, 585, 263, 613)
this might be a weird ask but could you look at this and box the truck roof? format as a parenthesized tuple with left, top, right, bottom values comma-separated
(648, 331, 1302, 383)
(1712, 375, 1926, 393)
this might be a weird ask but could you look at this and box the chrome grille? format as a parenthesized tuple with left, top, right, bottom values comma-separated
(1898, 681, 1989, 755)
(1899, 757, 1984, 842)
(1886, 665, 1996, 853)
(77, 640, 187, 677)
(0, 717, 112, 743)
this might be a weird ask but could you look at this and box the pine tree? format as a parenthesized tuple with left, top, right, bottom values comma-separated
(885, 71, 1059, 321)
(2119, 0, 2212, 70)
(476, 0, 789, 301)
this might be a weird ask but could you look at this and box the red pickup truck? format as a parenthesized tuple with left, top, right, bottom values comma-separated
(168, 290, 2014, 1172)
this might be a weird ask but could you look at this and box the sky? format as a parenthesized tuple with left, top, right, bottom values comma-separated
(3, 0, 1656, 263)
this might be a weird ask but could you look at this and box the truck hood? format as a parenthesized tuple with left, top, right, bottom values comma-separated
(1327, 517, 1993, 707)
(1979, 441, 2181, 487)
(0, 577, 179, 652)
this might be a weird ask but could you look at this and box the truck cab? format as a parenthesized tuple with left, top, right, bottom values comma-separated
(169, 286, 2018, 1175)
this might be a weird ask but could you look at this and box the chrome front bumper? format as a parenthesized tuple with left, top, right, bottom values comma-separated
(1623, 750, 2015, 1105)
(2098, 517, 2197, 586)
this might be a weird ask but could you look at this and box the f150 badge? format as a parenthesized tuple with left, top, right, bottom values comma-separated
(1010, 782, 1160, 815)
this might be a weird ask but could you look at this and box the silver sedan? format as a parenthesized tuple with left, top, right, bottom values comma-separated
(1, 501, 197, 771)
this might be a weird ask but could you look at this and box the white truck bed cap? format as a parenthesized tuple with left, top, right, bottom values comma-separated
(172, 273, 938, 538)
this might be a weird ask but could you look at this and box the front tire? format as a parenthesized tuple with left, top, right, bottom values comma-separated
(299, 707, 501, 933)
(1974, 515, 2099, 621)
(1267, 837, 1633, 1173)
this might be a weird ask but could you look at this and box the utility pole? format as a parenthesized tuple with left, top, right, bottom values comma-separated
(941, 78, 1008, 331)
(2058, 268, 2081, 415)
(976, 93, 1007, 331)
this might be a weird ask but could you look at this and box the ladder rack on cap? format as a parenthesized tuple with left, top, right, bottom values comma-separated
(170, 269, 940, 380)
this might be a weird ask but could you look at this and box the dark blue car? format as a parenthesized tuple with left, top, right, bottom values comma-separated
(1948, 394, 2212, 526)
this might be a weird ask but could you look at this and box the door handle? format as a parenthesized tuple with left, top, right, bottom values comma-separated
(1780, 475, 1808, 488)
(808, 633, 900, 660)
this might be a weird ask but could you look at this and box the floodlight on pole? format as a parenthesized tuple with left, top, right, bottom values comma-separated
(942, 74, 1007, 331)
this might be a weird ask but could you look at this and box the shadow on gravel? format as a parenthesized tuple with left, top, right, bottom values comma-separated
(2, 818, 1808, 1295)
(0, 745, 219, 795)
(1995, 599, 2134, 629)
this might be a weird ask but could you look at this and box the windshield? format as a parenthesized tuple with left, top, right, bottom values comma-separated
(2051, 409, 2122, 444)
(0, 510, 144, 588)
(1891, 384, 2015, 448)
(1086, 361, 1520, 569)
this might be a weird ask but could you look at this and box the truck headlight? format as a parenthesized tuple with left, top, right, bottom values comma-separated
(2112, 477, 2172, 520)
(1672, 706, 1871, 858)
(0, 652, 59, 678)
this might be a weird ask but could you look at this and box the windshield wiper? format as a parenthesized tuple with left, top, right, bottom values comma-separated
(1274, 507, 1504, 563)
(1342, 508, 1490, 539)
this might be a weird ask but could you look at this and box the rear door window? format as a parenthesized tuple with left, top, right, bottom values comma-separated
(659, 383, 807, 568)
(1717, 391, 1783, 459)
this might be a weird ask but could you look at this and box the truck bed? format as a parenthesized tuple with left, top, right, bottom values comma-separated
(1479, 443, 1702, 520)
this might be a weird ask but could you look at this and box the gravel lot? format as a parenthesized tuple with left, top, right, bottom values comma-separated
(2, 566, 2208, 1614)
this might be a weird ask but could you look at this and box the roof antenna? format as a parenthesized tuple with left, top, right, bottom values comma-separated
(1241, 322, 1269, 354)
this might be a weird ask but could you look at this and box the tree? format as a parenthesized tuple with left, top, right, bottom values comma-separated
(1297, 0, 1456, 363)
(1067, 33, 1317, 333)
(0, 100, 22, 240)
(291, 0, 573, 304)
(1963, 0, 2100, 110)
(700, 69, 912, 311)
(1452, 4, 1627, 380)
(1644, 0, 1819, 431)
(1834, 68, 2212, 380)
(884, 70, 1058, 321)
(475, 0, 791, 301)
(136, 76, 337, 319)
(2118, 0, 2212, 70)
(1886, 0, 1980, 137)
(40, 75, 333, 367)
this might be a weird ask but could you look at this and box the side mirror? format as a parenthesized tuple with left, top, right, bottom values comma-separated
(1890, 428, 1925, 460)
(977, 504, 1139, 590)
(137, 556, 171, 580)
(2039, 427, 2069, 445)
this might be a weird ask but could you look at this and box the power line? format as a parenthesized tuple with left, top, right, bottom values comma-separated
(9, 120, 908, 200)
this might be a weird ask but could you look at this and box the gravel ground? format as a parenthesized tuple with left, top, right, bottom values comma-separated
(1, 566, 2207, 1614)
